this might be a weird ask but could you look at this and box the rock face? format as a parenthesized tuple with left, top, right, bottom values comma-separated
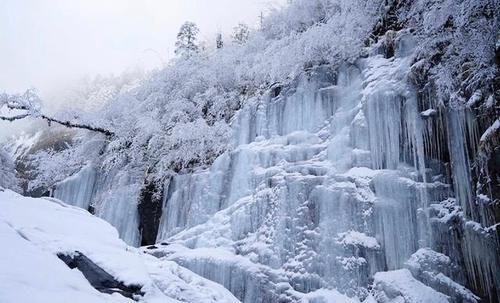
(45, 1, 498, 302)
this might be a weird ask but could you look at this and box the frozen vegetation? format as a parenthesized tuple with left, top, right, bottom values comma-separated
(0, 0, 499, 302)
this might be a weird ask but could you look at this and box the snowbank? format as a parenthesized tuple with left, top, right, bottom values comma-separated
(0, 190, 239, 303)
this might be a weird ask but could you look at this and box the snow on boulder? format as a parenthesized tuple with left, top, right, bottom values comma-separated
(0, 220, 130, 303)
(336, 230, 380, 250)
(405, 248, 452, 274)
(372, 269, 449, 303)
(405, 249, 479, 303)
(0, 190, 239, 303)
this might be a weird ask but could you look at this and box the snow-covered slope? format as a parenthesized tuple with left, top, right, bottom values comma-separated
(0, 188, 239, 303)
(0, 188, 456, 303)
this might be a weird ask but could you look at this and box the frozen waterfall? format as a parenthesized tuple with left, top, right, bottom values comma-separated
(55, 164, 142, 246)
(149, 35, 454, 301)
(51, 32, 495, 302)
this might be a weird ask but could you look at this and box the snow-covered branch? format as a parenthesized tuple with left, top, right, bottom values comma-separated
(0, 113, 30, 122)
(39, 114, 114, 137)
(0, 90, 114, 137)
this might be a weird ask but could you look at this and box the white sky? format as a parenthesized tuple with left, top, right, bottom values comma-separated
(0, 0, 285, 94)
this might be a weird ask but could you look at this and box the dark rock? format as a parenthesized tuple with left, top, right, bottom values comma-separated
(57, 251, 144, 300)
(138, 179, 164, 246)
(268, 82, 285, 98)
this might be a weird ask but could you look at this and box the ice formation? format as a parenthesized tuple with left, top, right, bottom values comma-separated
(49, 30, 497, 302)
(147, 40, 448, 302)
(55, 164, 142, 246)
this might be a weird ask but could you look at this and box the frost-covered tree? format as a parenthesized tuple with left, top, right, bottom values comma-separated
(262, 0, 340, 38)
(0, 89, 114, 136)
(0, 146, 19, 192)
(231, 23, 250, 44)
(175, 21, 200, 57)
(216, 33, 224, 49)
(56, 70, 144, 112)
(25, 129, 105, 192)
(8, 0, 388, 193)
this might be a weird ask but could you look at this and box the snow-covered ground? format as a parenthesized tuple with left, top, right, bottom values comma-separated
(0, 188, 239, 303)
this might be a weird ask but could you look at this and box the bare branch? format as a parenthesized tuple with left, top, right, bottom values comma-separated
(0, 113, 30, 122)
(0, 90, 115, 137)
(40, 114, 115, 137)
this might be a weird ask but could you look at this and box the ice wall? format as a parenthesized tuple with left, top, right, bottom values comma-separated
(150, 32, 495, 302)
(54, 163, 96, 210)
(54, 165, 142, 246)
(143, 43, 397, 302)
(92, 168, 142, 246)
(51, 29, 497, 302)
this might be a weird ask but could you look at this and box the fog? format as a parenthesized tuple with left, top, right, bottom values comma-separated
(0, 0, 284, 140)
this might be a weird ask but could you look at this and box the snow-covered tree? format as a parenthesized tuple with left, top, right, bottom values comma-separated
(231, 23, 250, 45)
(216, 33, 224, 49)
(262, 0, 341, 38)
(175, 21, 200, 57)
(0, 146, 19, 192)
(5, 0, 383, 191)
(25, 129, 106, 192)
(0, 89, 114, 137)
(54, 70, 144, 112)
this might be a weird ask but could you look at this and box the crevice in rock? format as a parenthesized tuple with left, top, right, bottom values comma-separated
(138, 176, 165, 246)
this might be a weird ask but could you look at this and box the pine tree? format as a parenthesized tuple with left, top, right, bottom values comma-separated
(231, 23, 250, 45)
(175, 21, 200, 58)
(216, 33, 224, 49)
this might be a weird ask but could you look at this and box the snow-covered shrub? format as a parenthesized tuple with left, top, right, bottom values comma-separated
(50, 69, 144, 113)
(402, 0, 497, 107)
(231, 23, 251, 45)
(23, 129, 106, 192)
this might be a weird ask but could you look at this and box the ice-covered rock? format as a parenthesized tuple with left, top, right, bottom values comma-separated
(372, 269, 449, 303)
(405, 249, 479, 303)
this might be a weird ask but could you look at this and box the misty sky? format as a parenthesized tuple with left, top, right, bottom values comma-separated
(0, 0, 284, 94)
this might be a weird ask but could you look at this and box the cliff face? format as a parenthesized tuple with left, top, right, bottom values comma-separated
(10, 0, 499, 302)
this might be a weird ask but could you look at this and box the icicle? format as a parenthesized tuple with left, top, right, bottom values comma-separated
(446, 109, 477, 220)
